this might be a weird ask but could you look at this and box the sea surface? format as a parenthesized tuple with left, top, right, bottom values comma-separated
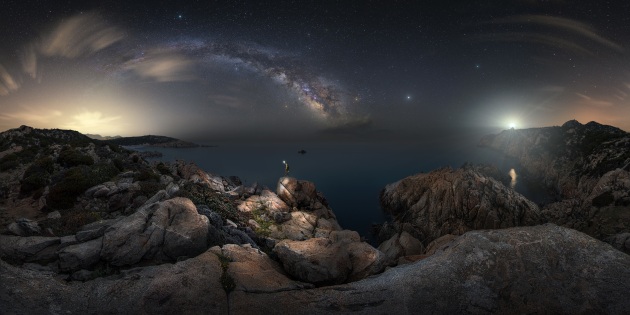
(133, 138, 544, 242)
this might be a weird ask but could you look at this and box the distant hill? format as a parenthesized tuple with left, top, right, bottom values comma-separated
(106, 135, 199, 148)
(85, 134, 121, 141)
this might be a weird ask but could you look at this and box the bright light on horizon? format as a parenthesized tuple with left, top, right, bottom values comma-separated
(508, 122, 516, 129)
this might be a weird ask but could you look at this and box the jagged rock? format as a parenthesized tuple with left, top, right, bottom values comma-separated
(424, 234, 457, 256)
(1, 225, 630, 314)
(174, 161, 226, 192)
(542, 168, 630, 239)
(234, 224, 630, 314)
(58, 235, 79, 250)
(380, 166, 543, 246)
(165, 182, 179, 196)
(100, 197, 209, 266)
(58, 238, 102, 272)
(197, 205, 223, 229)
(78, 219, 119, 232)
(479, 121, 630, 241)
(143, 189, 169, 206)
(273, 230, 385, 285)
(606, 233, 630, 254)
(107, 191, 133, 212)
(47, 211, 61, 220)
(0, 250, 228, 314)
(237, 189, 290, 213)
(274, 237, 351, 284)
(0, 236, 59, 263)
(277, 177, 321, 209)
(223, 226, 259, 249)
(377, 230, 424, 263)
(7, 218, 41, 236)
(70, 269, 94, 281)
(212, 244, 313, 292)
(75, 226, 106, 243)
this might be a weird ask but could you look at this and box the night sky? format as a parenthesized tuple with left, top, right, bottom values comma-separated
(1, 1, 630, 143)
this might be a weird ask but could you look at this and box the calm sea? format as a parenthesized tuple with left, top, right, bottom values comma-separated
(134, 138, 545, 242)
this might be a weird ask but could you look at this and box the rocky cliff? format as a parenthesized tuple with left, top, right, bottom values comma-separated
(478, 120, 630, 250)
(378, 165, 543, 262)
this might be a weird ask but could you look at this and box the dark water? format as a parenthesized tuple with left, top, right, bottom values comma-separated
(134, 139, 536, 240)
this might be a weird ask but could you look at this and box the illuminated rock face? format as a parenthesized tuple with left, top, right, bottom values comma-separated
(273, 230, 386, 285)
(101, 197, 209, 266)
(380, 166, 543, 256)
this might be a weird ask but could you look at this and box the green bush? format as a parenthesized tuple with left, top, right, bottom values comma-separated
(134, 168, 159, 182)
(0, 159, 19, 171)
(58, 148, 94, 167)
(47, 163, 119, 209)
(156, 162, 171, 176)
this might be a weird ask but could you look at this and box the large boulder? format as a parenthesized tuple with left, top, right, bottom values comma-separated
(273, 230, 385, 285)
(377, 230, 425, 263)
(3, 224, 629, 314)
(7, 218, 41, 236)
(0, 251, 228, 314)
(380, 166, 543, 246)
(101, 197, 209, 266)
(0, 236, 59, 264)
(210, 244, 313, 293)
(58, 237, 103, 272)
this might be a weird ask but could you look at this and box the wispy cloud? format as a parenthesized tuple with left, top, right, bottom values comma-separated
(39, 12, 125, 58)
(207, 94, 244, 108)
(123, 51, 195, 82)
(16, 12, 124, 84)
(0, 108, 62, 123)
(576, 93, 614, 107)
(0, 64, 20, 96)
(477, 15, 623, 55)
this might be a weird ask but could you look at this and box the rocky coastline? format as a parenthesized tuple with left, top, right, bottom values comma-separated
(1, 123, 629, 314)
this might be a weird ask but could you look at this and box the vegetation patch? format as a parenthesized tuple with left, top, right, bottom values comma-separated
(47, 163, 119, 209)
(58, 147, 94, 167)
(251, 205, 274, 237)
(40, 210, 102, 236)
(216, 253, 235, 294)
(175, 182, 243, 223)
(20, 156, 54, 195)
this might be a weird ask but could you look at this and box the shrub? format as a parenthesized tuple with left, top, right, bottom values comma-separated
(47, 163, 119, 209)
(0, 159, 19, 171)
(134, 168, 159, 182)
(58, 148, 94, 167)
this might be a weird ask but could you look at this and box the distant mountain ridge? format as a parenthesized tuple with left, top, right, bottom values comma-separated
(106, 135, 199, 148)
(85, 134, 121, 141)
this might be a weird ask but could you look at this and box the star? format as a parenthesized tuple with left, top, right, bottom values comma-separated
(406, 95, 411, 100)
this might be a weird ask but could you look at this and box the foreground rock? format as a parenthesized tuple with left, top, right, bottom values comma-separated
(274, 230, 385, 285)
(101, 197, 209, 266)
(2, 224, 629, 314)
(380, 166, 543, 257)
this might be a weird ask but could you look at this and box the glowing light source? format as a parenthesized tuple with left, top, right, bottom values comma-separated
(508, 122, 516, 129)
(509, 168, 517, 188)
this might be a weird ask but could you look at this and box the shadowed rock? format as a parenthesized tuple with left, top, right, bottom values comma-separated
(2, 224, 629, 314)
(380, 166, 543, 253)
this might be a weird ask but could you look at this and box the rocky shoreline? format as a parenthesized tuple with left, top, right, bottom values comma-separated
(1, 123, 629, 313)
